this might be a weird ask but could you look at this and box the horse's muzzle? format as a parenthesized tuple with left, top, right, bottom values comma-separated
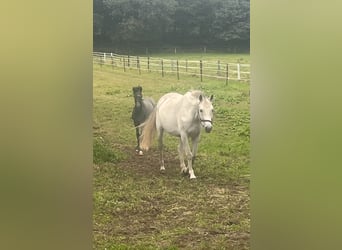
(205, 126, 212, 133)
(200, 119, 213, 133)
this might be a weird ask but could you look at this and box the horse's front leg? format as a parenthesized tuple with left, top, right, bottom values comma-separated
(180, 133, 195, 179)
(135, 126, 143, 155)
(191, 134, 200, 166)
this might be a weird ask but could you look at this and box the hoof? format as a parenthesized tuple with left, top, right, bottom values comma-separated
(160, 166, 165, 171)
(138, 150, 143, 156)
(190, 175, 197, 180)
(181, 167, 188, 174)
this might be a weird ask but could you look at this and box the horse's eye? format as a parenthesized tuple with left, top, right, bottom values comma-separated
(199, 109, 203, 113)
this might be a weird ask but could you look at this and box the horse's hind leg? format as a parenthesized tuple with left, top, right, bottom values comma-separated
(178, 141, 187, 174)
(158, 128, 165, 171)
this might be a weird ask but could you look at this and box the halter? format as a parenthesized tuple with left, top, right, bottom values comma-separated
(200, 119, 213, 124)
(198, 110, 213, 124)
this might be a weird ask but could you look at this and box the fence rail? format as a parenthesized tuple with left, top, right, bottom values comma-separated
(93, 52, 250, 83)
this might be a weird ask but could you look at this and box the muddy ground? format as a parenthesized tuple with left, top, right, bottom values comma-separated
(93, 145, 250, 249)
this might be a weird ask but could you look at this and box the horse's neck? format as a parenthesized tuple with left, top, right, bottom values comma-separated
(134, 102, 143, 111)
(180, 99, 200, 122)
(184, 95, 199, 111)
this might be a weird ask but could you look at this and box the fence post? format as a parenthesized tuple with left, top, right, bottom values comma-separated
(123, 57, 126, 72)
(177, 60, 179, 80)
(161, 59, 164, 77)
(147, 56, 150, 72)
(200, 60, 203, 82)
(185, 59, 188, 72)
(226, 63, 229, 85)
(128, 55, 130, 67)
(217, 60, 220, 76)
(99, 54, 103, 68)
(111, 54, 114, 70)
(237, 63, 241, 80)
(137, 56, 141, 75)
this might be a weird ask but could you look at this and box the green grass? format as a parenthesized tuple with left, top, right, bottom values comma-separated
(93, 54, 250, 249)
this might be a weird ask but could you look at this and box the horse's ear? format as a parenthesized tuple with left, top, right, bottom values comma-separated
(210, 95, 214, 102)
(199, 95, 203, 102)
(138, 86, 142, 91)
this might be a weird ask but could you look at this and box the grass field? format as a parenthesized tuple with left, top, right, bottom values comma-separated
(93, 53, 250, 249)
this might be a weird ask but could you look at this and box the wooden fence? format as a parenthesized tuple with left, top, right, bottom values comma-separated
(93, 52, 250, 83)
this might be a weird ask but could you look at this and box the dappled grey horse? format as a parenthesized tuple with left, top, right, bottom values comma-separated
(140, 90, 214, 179)
(131, 86, 155, 155)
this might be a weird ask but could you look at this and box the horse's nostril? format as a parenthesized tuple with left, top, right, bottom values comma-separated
(205, 126, 212, 133)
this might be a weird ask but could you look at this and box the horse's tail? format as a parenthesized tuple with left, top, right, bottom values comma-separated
(139, 108, 157, 151)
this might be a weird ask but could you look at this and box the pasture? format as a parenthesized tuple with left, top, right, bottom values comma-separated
(93, 53, 250, 249)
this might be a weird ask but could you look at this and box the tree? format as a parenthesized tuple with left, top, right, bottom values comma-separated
(212, 0, 250, 43)
(93, 0, 250, 51)
(95, 0, 177, 46)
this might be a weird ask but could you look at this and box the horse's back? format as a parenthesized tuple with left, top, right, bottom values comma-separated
(157, 92, 183, 114)
(158, 92, 182, 103)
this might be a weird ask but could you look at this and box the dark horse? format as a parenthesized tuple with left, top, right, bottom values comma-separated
(131, 86, 155, 155)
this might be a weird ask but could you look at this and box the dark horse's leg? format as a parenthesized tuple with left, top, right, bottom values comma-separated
(135, 121, 143, 155)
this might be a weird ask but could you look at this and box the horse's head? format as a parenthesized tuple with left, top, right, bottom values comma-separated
(198, 94, 214, 133)
(132, 86, 143, 109)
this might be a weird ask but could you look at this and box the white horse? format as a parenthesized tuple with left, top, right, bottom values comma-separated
(140, 90, 214, 179)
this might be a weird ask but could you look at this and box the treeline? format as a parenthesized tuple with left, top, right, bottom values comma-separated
(94, 0, 250, 52)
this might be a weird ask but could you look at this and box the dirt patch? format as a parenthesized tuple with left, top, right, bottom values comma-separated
(94, 145, 250, 249)
(118, 145, 185, 178)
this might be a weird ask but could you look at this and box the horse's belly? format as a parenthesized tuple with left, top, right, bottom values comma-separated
(160, 119, 180, 136)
